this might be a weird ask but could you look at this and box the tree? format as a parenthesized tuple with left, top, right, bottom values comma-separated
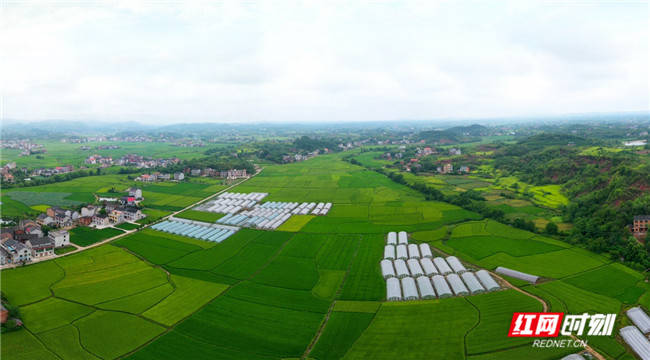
(545, 222, 559, 235)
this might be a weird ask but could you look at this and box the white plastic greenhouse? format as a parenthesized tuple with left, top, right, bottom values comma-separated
(407, 259, 424, 277)
(407, 244, 420, 259)
(386, 278, 402, 301)
(419, 258, 439, 276)
(445, 256, 467, 274)
(396, 244, 408, 260)
(431, 275, 453, 298)
(446, 273, 469, 296)
(475, 270, 500, 292)
(416, 275, 436, 299)
(495, 267, 539, 284)
(627, 307, 650, 334)
(433, 257, 453, 275)
(381, 259, 396, 279)
(384, 245, 396, 260)
(461, 272, 485, 294)
(401, 277, 419, 301)
(394, 259, 410, 279)
(398, 231, 408, 244)
(387, 232, 397, 245)
(418, 243, 433, 258)
(620, 326, 650, 360)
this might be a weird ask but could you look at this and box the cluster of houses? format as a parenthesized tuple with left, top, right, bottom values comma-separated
(63, 135, 160, 143)
(37, 188, 146, 230)
(85, 154, 180, 169)
(189, 168, 248, 179)
(282, 150, 321, 163)
(30, 165, 74, 177)
(80, 145, 121, 151)
(0, 220, 70, 265)
(84, 154, 114, 166)
(136, 172, 185, 182)
(0, 140, 46, 156)
(135, 168, 248, 182)
(1, 162, 16, 182)
(2, 163, 77, 183)
(435, 163, 470, 174)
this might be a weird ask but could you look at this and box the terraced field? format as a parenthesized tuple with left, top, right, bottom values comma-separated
(2, 154, 646, 360)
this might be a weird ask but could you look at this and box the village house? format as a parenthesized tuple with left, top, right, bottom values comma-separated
(48, 230, 70, 248)
(174, 172, 185, 181)
(92, 214, 110, 227)
(28, 237, 55, 258)
(633, 215, 650, 235)
(36, 214, 55, 226)
(219, 169, 247, 179)
(128, 187, 143, 199)
(77, 216, 92, 226)
(121, 196, 136, 206)
(190, 169, 202, 176)
(122, 207, 145, 222)
(449, 148, 462, 156)
(80, 205, 98, 218)
(1, 240, 31, 263)
(54, 214, 73, 228)
(0, 248, 10, 265)
(109, 209, 124, 224)
(437, 163, 454, 174)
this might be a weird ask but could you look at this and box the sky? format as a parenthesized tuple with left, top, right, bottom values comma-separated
(1, 0, 648, 124)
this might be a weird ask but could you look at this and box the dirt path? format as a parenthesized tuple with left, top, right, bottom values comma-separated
(489, 272, 548, 312)
(0, 168, 263, 269)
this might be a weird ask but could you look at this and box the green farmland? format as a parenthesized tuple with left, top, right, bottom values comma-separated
(1, 154, 646, 360)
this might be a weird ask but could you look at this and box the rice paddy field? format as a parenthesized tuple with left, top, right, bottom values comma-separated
(1, 154, 646, 360)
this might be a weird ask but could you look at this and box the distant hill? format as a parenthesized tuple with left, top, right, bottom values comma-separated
(415, 124, 488, 144)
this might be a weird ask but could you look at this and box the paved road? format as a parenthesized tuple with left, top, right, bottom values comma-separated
(0, 169, 263, 269)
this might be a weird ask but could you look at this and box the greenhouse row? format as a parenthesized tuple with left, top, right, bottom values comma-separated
(620, 326, 650, 360)
(383, 251, 466, 276)
(197, 197, 258, 214)
(218, 192, 268, 201)
(495, 266, 539, 284)
(151, 219, 237, 243)
(385, 271, 500, 301)
(386, 231, 408, 245)
(622, 307, 650, 360)
(290, 202, 332, 215)
(217, 209, 291, 230)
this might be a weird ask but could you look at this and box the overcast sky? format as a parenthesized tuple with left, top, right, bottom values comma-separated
(2, 0, 648, 124)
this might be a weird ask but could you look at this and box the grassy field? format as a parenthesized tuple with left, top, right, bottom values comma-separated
(69, 226, 124, 246)
(1, 153, 646, 360)
(116, 222, 140, 230)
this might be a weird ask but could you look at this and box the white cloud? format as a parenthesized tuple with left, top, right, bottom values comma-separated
(1, 0, 648, 123)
